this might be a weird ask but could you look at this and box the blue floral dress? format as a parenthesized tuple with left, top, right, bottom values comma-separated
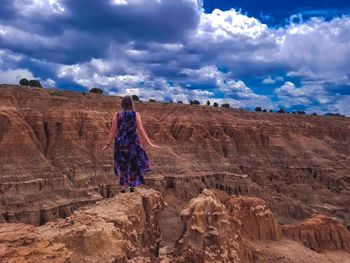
(114, 110, 150, 187)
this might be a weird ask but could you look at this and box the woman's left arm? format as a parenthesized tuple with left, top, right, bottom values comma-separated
(101, 112, 118, 151)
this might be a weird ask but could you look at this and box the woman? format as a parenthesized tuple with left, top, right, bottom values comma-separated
(101, 95, 160, 193)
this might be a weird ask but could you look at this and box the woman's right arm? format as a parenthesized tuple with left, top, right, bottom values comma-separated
(136, 112, 159, 148)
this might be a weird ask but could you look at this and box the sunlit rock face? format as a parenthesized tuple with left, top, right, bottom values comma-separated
(0, 84, 350, 252)
(0, 188, 165, 262)
(283, 213, 350, 252)
(226, 196, 281, 241)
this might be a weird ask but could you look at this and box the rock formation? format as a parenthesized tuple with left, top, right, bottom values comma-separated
(171, 189, 242, 263)
(1, 85, 350, 262)
(226, 196, 281, 241)
(1, 85, 350, 226)
(1, 187, 350, 263)
(0, 188, 165, 263)
(283, 213, 350, 252)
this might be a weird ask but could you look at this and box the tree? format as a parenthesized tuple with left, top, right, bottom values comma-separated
(269, 110, 273, 113)
(263, 109, 267, 112)
(149, 99, 156, 102)
(213, 102, 218, 107)
(206, 100, 210, 106)
(190, 100, 200, 105)
(132, 95, 139, 101)
(221, 103, 230, 108)
(29, 79, 42, 88)
(277, 108, 285, 113)
(89, 87, 103, 94)
(312, 113, 317, 116)
(255, 107, 262, 112)
(177, 101, 183, 104)
(19, 78, 30, 86)
(297, 110, 305, 115)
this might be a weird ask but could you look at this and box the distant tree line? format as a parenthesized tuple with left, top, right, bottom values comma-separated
(19, 78, 42, 88)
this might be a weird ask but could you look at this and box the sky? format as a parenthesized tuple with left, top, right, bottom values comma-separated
(0, 0, 350, 115)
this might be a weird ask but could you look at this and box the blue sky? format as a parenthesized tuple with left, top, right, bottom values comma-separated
(0, 0, 350, 115)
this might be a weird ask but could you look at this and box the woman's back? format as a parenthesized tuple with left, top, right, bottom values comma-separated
(116, 110, 140, 148)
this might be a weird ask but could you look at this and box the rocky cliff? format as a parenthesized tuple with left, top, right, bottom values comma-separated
(1, 85, 350, 227)
(1, 188, 349, 263)
(0, 188, 165, 263)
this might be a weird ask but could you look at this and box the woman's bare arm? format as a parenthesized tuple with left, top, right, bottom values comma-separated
(136, 112, 158, 147)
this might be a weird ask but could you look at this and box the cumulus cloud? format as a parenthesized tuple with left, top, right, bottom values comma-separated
(0, 68, 34, 84)
(0, 1, 350, 115)
(0, 0, 202, 63)
(262, 76, 275, 84)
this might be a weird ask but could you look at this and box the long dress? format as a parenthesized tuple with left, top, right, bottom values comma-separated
(113, 110, 150, 187)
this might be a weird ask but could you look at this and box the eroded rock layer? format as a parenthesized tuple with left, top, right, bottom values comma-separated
(1, 188, 349, 263)
(171, 189, 241, 263)
(226, 196, 281, 241)
(1, 85, 350, 227)
(283, 213, 350, 252)
(0, 188, 165, 263)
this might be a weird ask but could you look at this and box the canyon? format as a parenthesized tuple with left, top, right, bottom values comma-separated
(0, 84, 350, 262)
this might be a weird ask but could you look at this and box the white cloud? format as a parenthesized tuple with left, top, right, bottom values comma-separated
(1, 2, 350, 115)
(198, 9, 268, 40)
(262, 76, 276, 84)
(0, 68, 34, 84)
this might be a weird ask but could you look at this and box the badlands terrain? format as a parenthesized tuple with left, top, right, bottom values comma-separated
(0, 84, 349, 262)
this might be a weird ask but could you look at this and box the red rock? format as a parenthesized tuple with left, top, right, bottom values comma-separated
(283, 213, 350, 252)
(0, 84, 350, 240)
(172, 189, 241, 263)
(226, 196, 281, 241)
(0, 188, 165, 262)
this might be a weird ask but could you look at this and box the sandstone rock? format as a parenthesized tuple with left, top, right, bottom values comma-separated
(172, 189, 241, 263)
(0, 188, 166, 263)
(226, 196, 281, 241)
(1, 85, 350, 229)
(283, 213, 350, 252)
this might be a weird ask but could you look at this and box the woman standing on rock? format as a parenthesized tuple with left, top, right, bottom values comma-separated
(101, 95, 160, 193)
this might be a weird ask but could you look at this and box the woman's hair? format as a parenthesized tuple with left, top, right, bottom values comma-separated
(121, 95, 135, 111)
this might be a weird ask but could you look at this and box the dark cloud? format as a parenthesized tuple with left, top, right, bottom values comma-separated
(0, 0, 17, 20)
(0, 0, 201, 64)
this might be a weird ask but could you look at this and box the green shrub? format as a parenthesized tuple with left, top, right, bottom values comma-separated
(29, 80, 42, 88)
(132, 95, 140, 101)
(89, 87, 103, 94)
(19, 78, 30, 86)
(190, 100, 200, 105)
(221, 103, 230, 108)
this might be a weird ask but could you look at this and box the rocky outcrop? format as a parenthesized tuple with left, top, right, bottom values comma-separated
(283, 213, 350, 252)
(0, 188, 349, 263)
(171, 189, 241, 263)
(227, 196, 281, 241)
(0, 188, 166, 263)
(1, 85, 350, 227)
